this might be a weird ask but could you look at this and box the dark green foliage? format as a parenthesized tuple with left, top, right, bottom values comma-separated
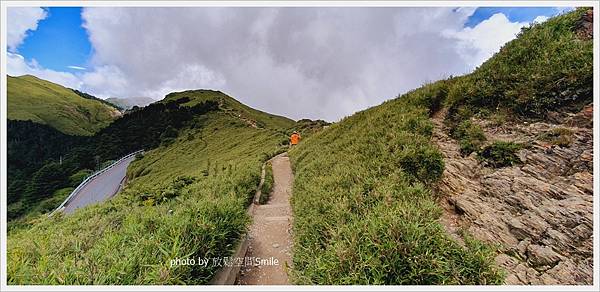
(68, 169, 93, 187)
(6, 120, 83, 207)
(451, 120, 487, 155)
(259, 162, 274, 204)
(91, 99, 218, 160)
(410, 79, 450, 116)
(478, 141, 523, 168)
(23, 163, 70, 204)
(395, 141, 445, 184)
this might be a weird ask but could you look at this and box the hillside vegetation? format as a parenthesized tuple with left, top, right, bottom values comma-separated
(7, 97, 216, 222)
(7, 75, 120, 136)
(288, 8, 592, 284)
(289, 81, 503, 284)
(7, 90, 294, 284)
(445, 8, 593, 147)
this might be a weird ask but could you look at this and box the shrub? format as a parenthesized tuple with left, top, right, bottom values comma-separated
(451, 120, 487, 155)
(138, 176, 197, 206)
(24, 162, 70, 204)
(478, 141, 523, 168)
(396, 143, 444, 184)
(539, 127, 574, 147)
(68, 169, 93, 187)
(259, 162, 274, 204)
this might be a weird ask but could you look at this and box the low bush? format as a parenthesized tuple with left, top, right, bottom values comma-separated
(69, 169, 93, 187)
(478, 141, 523, 168)
(539, 127, 574, 147)
(259, 162, 274, 204)
(451, 120, 487, 155)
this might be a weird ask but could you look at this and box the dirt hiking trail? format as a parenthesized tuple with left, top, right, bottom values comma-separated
(237, 153, 294, 285)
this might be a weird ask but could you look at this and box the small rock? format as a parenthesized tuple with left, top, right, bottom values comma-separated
(527, 244, 561, 267)
(272, 243, 280, 248)
(517, 239, 530, 259)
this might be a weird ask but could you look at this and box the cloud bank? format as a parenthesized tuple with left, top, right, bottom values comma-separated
(6, 7, 47, 52)
(7, 7, 544, 121)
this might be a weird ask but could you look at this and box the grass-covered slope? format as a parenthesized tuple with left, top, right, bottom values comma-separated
(446, 8, 593, 155)
(446, 8, 592, 125)
(7, 91, 293, 284)
(288, 8, 592, 285)
(289, 82, 503, 284)
(163, 89, 295, 130)
(7, 75, 120, 135)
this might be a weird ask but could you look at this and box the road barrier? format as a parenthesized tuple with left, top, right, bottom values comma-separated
(49, 150, 144, 216)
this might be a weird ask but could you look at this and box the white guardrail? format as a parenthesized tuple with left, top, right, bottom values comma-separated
(49, 150, 144, 216)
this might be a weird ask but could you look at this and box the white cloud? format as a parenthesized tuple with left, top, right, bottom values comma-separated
(7, 7, 47, 52)
(533, 15, 549, 23)
(80, 7, 480, 121)
(8, 7, 555, 121)
(446, 13, 528, 68)
(79, 65, 130, 99)
(67, 65, 87, 70)
(7, 52, 82, 89)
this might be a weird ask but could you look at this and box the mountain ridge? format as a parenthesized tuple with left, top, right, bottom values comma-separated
(7, 74, 121, 136)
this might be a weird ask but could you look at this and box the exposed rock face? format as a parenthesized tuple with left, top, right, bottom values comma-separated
(432, 105, 593, 285)
(575, 9, 593, 40)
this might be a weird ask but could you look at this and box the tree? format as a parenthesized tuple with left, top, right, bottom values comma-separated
(24, 162, 70, 205)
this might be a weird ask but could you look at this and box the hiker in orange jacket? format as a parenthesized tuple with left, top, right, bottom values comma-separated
(290, 131, 301, 147)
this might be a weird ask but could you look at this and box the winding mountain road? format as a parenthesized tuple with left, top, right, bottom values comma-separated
(62, 154, 138, 214)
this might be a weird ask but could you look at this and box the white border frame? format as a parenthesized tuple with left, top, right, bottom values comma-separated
(1, 1, 598, 291)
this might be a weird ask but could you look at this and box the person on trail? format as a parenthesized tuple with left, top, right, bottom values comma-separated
(290, 131, 301, 147)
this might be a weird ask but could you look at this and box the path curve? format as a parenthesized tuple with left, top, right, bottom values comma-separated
(237, 153, 294, 285)
(62, 155, 137, 214)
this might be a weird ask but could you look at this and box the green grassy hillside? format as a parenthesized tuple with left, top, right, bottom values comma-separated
(7, 91, 293, 284)
(288, 8, 592, 284)
(7, 75, 120, 136)
(289, 81, 503, 284)
(445, 8, 592, 126)
(163, 89, 295, 130)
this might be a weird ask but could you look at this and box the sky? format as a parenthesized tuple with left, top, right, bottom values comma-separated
(6, 6, 570, 121)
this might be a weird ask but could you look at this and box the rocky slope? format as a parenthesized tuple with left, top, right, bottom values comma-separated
(433, 104, 593, 284)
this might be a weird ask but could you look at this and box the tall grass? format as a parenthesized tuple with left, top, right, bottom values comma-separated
(259, 162, 274, 204)
(289, 82, 504, 284)
(7, 75, 118, 136)
(7, 95, 292, 284)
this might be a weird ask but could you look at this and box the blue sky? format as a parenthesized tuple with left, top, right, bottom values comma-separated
(16, 7, 91, 72)
(464, 7, 564, 27)
(12, 7, 565, 74)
